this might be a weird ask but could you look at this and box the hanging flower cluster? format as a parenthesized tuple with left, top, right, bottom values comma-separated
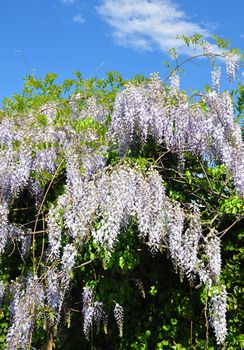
(82, 287, 107, 339)
(0, 56, 243, 347)
(6, 277, 45, 350)
(209, 284, 228, 345)
(2, 163, 229, 346)
(109, 74, 244, 197)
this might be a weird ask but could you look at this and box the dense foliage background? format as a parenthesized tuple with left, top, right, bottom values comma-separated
(0, 38, 243, 350)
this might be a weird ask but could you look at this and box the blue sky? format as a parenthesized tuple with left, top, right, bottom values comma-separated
(0, 0, 243, 102)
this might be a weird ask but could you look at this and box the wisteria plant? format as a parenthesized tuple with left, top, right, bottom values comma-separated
(0, 36, 243, 349)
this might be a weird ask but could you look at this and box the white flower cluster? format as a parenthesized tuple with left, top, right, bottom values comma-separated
(48, 202, 64, 261)
(44, 164, 227, 342)
(202, 41, 239, 84)
(46, 265, 73, 327)
(51, 165, 223, 287)
(0, 97, 110, 346)
(202, 41, 215, 59)
(0, 199, 8, 254)
(211, 67, 221, 92)
(52, 166, 167, 255)
(82, 287, 107, 339)
(0, 280, 5, 307)
(2, 162, 226, 345)
(93, 167, 167, 253)
(168, 204, 202, 281)
(70, 95, 108, 124)
(209, 285, 228, 345)
(0, 96, 108, 253)
(205, 233, 222, 282)
(169, 74, 180, 94)
(6, 277, 44, 350)
(225, 53, 239, 82)
(113, 303, 124, 337)
(46, 268, 60, 312)
(110, 75, 244, 197)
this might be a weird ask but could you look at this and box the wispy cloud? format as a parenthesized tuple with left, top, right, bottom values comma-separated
(96, 0, 212, 55)
(73, 14, 85, 24)
(61, 0, 76, 5)
(60, 0, 85, 24)
(240, 34, 244, 40)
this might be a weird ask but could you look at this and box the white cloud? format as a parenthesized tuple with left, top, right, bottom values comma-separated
(240, 34, 244, 40)
(96, 0, 212, 54)
(73, 14, 85, 24)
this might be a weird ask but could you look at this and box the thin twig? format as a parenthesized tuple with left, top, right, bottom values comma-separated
(163, 53, 225, 83)
(74, 258, 97, 270)
(219, 218, 241, 238)
(36, 214, 46, 272)
(189, 285, 193, 347)
(204, 293, 209, 347)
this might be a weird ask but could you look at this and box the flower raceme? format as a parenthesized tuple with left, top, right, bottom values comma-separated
(0, 63, 243, 347)
(110, 74, 244, 197)
(3, 165, 229, 346)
